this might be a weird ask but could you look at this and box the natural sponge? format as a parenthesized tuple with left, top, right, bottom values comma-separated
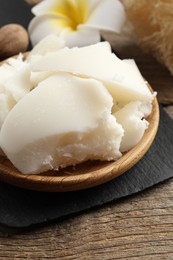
(121, 0, 173, 75)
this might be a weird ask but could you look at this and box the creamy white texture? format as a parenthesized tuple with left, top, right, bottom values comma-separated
(0, 73, 123, 174)
(31, 42, 153, 103)
(0, 57, 32, 128)
(0, 38, 155, 174)
(114, 101, 150, 152)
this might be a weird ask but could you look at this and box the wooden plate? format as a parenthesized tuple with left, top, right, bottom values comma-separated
(0, 90, 159, 192)
(0, 56, 159, 192)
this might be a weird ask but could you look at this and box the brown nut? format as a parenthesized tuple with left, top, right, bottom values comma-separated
(0, 24, 29, 59)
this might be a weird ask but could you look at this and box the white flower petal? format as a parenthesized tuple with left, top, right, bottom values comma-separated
(32, 0, 91, 31)
(83, 0, 126, 33)
(60, 27, 100, 47)
(31, 0, 125, 32)
(29, 0, 126, 47)
(32, 0, 100, 18)
(28, 14, 72, 46)
(31, 0, 88, 23)
(28, 14, 101, 47)
(82, 0, 104, 16)
(32, 0, 61, 16)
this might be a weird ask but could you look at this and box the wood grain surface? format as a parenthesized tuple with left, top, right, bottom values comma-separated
(0, 178, 173, 259)
(1, 18, 173, 258)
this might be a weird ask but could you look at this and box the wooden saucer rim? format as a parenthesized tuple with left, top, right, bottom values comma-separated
(0, 54, 160, 192)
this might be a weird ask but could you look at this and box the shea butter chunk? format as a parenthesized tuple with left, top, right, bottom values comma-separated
(32, 41, 153, 103)
(0, 72, 123, 174)
(0, 56, 32, 128)
(114, 101, 149, 152)
(27, 34, 65, 61)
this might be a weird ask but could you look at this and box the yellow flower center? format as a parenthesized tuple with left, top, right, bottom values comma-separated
(51, 0, 87, 31)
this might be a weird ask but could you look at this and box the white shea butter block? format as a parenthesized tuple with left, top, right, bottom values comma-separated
(0, 56, 32, 129)
(114, 101, 149, 152)
(0, 73, 124, 174)
(27, 34, 65, 61)
(31, 42, 153, 103)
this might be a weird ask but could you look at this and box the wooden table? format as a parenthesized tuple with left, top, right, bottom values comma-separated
(0, 33, 172, 259)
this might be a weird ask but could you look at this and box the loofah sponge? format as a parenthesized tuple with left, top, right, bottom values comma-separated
(121, 0, 173, 75)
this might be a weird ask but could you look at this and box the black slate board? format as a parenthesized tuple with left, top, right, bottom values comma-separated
(0, 0, 33, 28)
(0, 106, 172, 228)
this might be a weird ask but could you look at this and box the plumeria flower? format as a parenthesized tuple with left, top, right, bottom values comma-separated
(28, 0, 126, 47)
